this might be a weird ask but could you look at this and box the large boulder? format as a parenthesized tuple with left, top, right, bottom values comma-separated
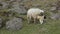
(6, 17, 23, 30)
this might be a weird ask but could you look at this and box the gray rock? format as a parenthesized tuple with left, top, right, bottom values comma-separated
(50, 7, 56, 11)
(32, 4, 41, 8)
(50, 13, 60, 20)
(12, 2, 19, 7)
(8, 2, 27, 14)
(9, 0, 15, 1)
(9, 7, 27, 14)
(56, 0, 60, 10)
(0, 2, 9, 9)
(6, 17, 23, 30)
(22, 0, 31, 2)
(6, 0, 22, 2)
(16, 0, 22, 2)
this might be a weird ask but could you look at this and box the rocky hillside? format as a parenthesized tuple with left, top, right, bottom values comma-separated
(0, 0, 60, 34)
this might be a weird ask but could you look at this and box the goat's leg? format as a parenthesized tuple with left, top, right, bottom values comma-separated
(34, 18, 36, 23)
(27, 16, 31, 24)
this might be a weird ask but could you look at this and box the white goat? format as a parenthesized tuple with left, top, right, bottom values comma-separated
(27, 8, 44, 24)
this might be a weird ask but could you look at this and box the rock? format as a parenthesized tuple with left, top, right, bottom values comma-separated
(9, 7, 27, 14)
(0, 2, 9, 9)
(8, 2, 27, 14)
(56, 0, 60, 10)
(50, 13, 60, 20)
(32, 4, 41, 8)
(16, 0, 22, 2)
(7, 0, 22, 2)
(9, 0, 15, 1)
(50, 7, 56, 11)
(6, 17, 23, 30)
(22, 0, 31, 2)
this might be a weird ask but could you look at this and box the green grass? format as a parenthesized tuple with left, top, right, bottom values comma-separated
(0, 0, 60, 34)
(0, 15, 60, 34)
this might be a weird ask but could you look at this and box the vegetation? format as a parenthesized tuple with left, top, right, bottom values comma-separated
(0, 17, 60, 34)
(0, 0, 60, 34)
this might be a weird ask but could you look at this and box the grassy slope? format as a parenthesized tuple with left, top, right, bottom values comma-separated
(0, 15, 60, 34)
(0, 0, 60, 34)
